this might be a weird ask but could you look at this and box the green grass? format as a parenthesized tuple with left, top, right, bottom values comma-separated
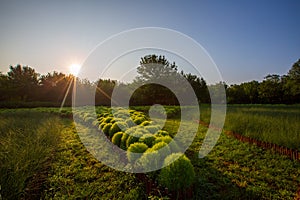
(1, 106, 299, 199)
(197, 104, 300, 150)
(180, 119, 300, 199)
(0, 110, 63, 199)
(43, 121, 146, 199)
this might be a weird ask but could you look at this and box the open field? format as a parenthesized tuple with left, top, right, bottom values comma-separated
(0, 106, 299, 199)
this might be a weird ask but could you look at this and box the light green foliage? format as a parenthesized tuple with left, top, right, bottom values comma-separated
(127, 142, 148, 163)
(111, 132, 124, 147)
(158, 153, 195, 191)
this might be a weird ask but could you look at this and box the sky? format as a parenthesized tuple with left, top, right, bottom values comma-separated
(0, 0, 299, 84)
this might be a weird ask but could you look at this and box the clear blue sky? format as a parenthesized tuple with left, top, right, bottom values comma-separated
(0, 0, 299, 84)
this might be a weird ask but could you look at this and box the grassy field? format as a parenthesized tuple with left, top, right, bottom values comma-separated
(0, 110, 63, 199)
(0, 106, 299, 199)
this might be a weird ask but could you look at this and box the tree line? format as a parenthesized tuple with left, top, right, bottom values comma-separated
(0, 56, 299, 107)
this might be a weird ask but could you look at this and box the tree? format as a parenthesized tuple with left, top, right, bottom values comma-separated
(7, 64, 39, 101)
(95, 79, 116, 105)
(0, 72, 9, 101)
(258, 74, 283, 104)
(283, 59, 300, 103)
(39, 71, 73, 104)
(183, 73, 210, 103)
(133, 55, 180, 105)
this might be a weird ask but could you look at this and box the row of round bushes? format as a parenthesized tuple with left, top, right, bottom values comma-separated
(77, 107, 195, 192)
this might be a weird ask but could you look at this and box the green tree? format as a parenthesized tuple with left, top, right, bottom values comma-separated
(39, 71, 73, 104)
(258, 74, 283, 104)
(7, 64, 39, 101)
(283, 59, 300, 103)
(183, 73, 210, 103)
(95, 79, 116, 105)
(132, 55, 179, 105)
(0, 72, 9, 101)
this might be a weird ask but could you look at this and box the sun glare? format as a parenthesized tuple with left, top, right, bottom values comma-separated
(69, 64, 81, 76)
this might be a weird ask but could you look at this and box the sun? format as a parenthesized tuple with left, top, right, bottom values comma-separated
(69, 64, 81, 76)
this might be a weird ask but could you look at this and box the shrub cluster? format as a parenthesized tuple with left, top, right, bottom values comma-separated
(75, 107, 195, 192)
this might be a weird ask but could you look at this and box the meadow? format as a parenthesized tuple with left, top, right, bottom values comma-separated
(0, 105, 299, 199)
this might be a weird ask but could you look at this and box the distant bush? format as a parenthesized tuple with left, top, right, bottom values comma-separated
(158, 153, 195, 191)
(127, 142, 148, 163)
(112, 132, 123, 147)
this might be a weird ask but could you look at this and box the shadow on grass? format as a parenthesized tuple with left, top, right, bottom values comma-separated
(190, 156, 260, 200)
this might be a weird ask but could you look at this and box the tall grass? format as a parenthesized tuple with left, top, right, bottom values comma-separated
(0, 110, 63, 199)
(224, 105, 300, 150)
(198, 104, 300, 150)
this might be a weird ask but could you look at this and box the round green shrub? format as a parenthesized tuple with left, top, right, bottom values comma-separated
(137, 150, 159, 171)
(125, 119, 135, 127)
(120, 133, 129, 150)
(126, 132, 143, 149)
(109, 122, 128, 138)
(102, 123, 112, 136)
(153, 136, 180, 152)
(153, 135, 172, 145)
(149, 142, 171, 165)
(133, 117, 145, 125)
(127, 142, 148, 163)
(112, 132, 123, 147)
(139, 134, 156, 147)
(158, 153, 195, 191)
(145, 125, 160, 134)
(103, 117, 113, 123)
(140, 120, 151, 126)
(157, 130, 169, 137)
(151, 141, 169, 151)
(99, 122, 106, 129)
